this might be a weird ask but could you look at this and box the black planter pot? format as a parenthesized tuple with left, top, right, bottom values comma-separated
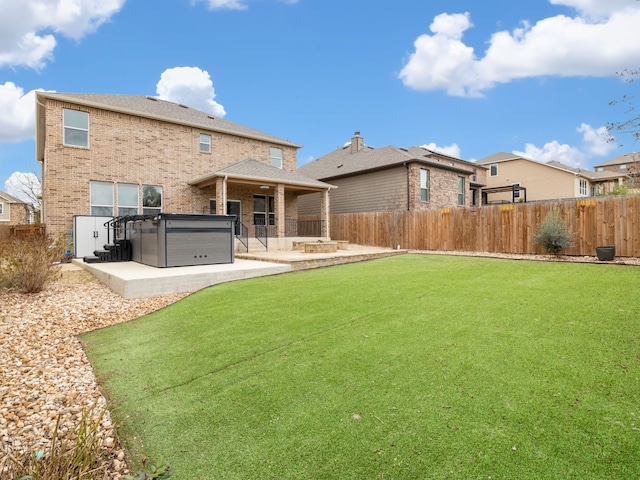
(596, 246, 615, 261)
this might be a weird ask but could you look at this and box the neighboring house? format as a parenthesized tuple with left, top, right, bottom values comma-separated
(0, 190, 32, 225)
(35, 92, 334, 249)
(298, 132, 487, 215)
(477, 152, 626, 203)
(594, 152, 640, 179)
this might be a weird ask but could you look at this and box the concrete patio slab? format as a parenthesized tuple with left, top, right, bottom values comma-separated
(73, 258, 292, 298)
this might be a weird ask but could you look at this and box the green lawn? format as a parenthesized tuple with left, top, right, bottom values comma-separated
(81, 254, 640, 479)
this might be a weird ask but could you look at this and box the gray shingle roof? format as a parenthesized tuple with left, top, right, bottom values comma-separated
(476, 152, 521, 164)
(190, 159, 334, 190)
(37, 92, 301, 148)
(545, 161, 625, 180)
(0, 190, 24, 203)
(299, 144, 478, 181)
(593, 152, 640, 167)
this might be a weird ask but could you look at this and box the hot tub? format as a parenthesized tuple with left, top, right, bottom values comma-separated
(128, 213, 236, 267)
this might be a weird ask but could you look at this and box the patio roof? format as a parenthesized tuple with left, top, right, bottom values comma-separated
(188, 159, 336, 193)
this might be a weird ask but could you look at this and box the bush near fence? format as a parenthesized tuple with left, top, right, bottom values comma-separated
(310, 195, 640, 258)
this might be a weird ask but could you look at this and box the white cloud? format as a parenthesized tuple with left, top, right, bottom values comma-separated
(549, 0, 633, 20)
(513, 123, 615, 167)
(420, 142, 462, 158)
(515, 141, 586, 167)
(156, 67, 227, 117)
(0, 83, 43, 142)
(4, 172, 41, 204)
(399, 1, 640, 97)
(577, 123, 616, 156)
(192, 0, 298, 10)
(0, 0, 126, 69)
(192, 0, 248, 10)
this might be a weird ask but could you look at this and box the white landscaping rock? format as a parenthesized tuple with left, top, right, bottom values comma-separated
(0, 270, 188, 478)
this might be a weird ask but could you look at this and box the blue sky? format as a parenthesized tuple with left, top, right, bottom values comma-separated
(2, 0, 640, 200)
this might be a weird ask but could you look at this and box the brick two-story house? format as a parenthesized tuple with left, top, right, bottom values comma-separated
(36, 92, 333, 251)
(298, 132, 486, 215)
(594, 152, 640, 178)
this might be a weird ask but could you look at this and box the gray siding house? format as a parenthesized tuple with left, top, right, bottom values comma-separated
(298, 133, 486, 214)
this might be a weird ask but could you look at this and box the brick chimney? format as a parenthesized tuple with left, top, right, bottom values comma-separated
(351, 131, 364, 154)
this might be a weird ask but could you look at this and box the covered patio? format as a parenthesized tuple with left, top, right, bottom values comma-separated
(188, 159, 336, 251)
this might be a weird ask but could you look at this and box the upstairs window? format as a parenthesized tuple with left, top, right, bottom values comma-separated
(620, 164, 627, 171)
(420, 169, 429, 202)
(490, 164, 498, 177)
(457, 177, 465, 206)
(0, 202, 4, 215)
(270, 147, 283, 169)
(200, 134, 211, 153)
(142, 185, 162, 215)
(90, 181, 113, 216)
(63, 109, 89, 147)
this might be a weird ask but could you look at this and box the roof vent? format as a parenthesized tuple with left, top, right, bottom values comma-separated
(337, 163, 343, 168)
(207, 115, 216, 120)
(146, 96, 158, 101)
(178, 104, 189, 109)
(399, 147, 408, 152)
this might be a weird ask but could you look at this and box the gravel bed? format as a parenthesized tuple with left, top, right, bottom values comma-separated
(0, 267, 188, 478)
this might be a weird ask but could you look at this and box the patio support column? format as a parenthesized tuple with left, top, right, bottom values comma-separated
(275, 183, 285, 238)
(215, 176, 228, 214)
(321, 188, 330, 239)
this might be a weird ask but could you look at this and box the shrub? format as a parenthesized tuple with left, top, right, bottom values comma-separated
(0, 406, 173, 480)
(533, 208, 573, 256)
(0, 407, 110, 480)
(0, 234, 65, 293)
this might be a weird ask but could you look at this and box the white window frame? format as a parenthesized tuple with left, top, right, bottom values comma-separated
(270, 147, 283, 169)
(90, 181, 114, 216)
(142, 185, 163, 215)
(490, 164, 498, 177)
(200, 134, 211, 153)
(620, 164, 627, 171)
(253, 194, 275, 226)
(63, 109, 89, 148)
(579, 178, 588, 196)
(420, 169, 429, 202)
(117, 183, 139, 216)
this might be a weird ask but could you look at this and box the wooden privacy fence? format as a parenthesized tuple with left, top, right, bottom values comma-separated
(322, 195, 640, 257)
(0, 224, 46, 240)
